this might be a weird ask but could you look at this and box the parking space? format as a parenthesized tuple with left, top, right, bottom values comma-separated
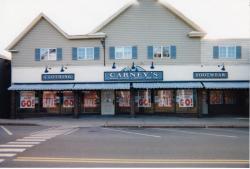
(0, 126, 249, 167)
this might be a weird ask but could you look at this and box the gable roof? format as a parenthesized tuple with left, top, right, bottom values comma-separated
(6, 13, 106, 50)
(91, 0, 206, 36)
(6, 0, 206, 51)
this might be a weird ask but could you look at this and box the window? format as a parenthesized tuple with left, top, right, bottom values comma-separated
(77, 47, 94, 60)
(153, 46, 170, 58)
(40, 48, 57, 61)
(219, 46, 236, 58)
(115, 47, 132, 59)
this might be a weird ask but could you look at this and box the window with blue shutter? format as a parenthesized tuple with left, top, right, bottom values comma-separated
(94, 47, 100, 60)
(57, 48, 62, 61)
(72, 48, 77, 60)
(35, 48, 40, 61)
(132, 46, 137, 59)
(236, 46, 241, 59)
(147, 46, 153, 59)
(170, 46, 176, 59)
(109, 47, 115, 59)
(213, 46, 219, 59)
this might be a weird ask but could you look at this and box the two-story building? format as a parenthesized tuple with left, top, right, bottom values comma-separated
(6, 0, 249, 118)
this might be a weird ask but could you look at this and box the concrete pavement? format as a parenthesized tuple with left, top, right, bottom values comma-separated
(0, 116, 249, 128)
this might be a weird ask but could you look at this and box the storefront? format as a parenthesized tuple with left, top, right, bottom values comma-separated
(8, 65, 249, 118)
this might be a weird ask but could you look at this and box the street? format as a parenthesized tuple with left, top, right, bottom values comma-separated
(0, 125, 249, 167)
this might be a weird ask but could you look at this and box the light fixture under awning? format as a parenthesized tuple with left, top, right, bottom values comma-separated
(202, 81, 249, 89)
(133, 82, 203, 89)
(74, 83, 130, 90)
(8, 84, 74, 90)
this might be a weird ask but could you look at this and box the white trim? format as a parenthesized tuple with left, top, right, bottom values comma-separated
(153, 46, 171, 59)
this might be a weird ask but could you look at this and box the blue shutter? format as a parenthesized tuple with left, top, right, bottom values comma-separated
(35, 48, 40, 61)
(236, 46, 241, 59)
(147, 46, 153, 59)
(213, 46, 219, 59)
(109, 47, 115, 59)
(170, 46, 176, 59)
(72, 48, 77, 60)
(57, 48, 62, 61)
(132, 46, 137, 59)
(94, 47, 100, 60)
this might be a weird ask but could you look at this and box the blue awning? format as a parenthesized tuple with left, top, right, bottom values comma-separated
(133, 82, 203, 89)
(203, 82, 250, 89)
(74, 83, 130, 90)
(8, 84, 74, 90)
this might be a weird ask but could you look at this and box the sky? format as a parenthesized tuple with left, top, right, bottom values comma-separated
(0, 0, 249, 59)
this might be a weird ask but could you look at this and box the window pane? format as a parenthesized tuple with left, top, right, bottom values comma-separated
(227, 47, 235, 58)
(219, 47, 227, 57)
(124, 47, 132, 59)
(48, 48, 57, 60)
(154, 46, 162, 58)
(40, 48, 48, 60)
(86, 48, 94, 59)
(78, 48, 85, 59)
(163, 46, 170, 57)
(210, 91, 223, 104)
(115, 47, 123, 59)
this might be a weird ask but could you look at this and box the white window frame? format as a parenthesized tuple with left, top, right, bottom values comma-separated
(153, 46, 171, 58)
(218, 46, 237, 59)
(115, 46, 132, 60)
(40, 48, 57, 61)
(77, 47, 94, 60)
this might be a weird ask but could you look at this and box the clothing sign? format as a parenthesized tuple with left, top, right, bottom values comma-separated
(20, 91, 35, 109)
(42, 74, 75, 81)
(177, 90, 193, 107)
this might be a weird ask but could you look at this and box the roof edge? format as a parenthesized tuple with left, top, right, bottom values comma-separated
(90, 0, 135, 34)
(158, 0, 206, 35)
(6, 13, 106, 51)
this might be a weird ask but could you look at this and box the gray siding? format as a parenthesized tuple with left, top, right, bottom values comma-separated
(201, 39, 250, 65)
(12, 19, 103, 67)
(100, 0, 201, 66)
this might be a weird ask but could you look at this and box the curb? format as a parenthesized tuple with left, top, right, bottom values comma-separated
(102, 125, 249, 128)
(0, 123, 39, 126)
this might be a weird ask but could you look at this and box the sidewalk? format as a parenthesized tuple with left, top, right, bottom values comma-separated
(0, 116, 249, 128)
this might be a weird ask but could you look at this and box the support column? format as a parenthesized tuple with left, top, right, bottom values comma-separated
(73, 91, 80, 118)
(130, 87, 135, 117)
(10, 91, 17, 119)
(200, 89, 208, 117)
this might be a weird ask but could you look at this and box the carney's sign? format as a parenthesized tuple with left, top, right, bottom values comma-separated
(104, 66, 163, 81)
(42, 74, 75, 81)
(193, 72, 228, 79)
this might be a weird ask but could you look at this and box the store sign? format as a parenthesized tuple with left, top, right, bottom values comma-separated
(42, 74, 75, 81)
(20, 91, 35, 109)
(193, 72, 228, 79)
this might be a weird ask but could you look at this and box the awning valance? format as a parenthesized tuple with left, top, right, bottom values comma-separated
(133, 82, 203, 89)
(74, 83, 130, 90)
(8, 84, 74, 90)
(202, 82, 250, 89)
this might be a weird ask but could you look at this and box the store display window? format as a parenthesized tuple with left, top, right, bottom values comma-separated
(82, 91, 101, 114)
(154, 90, 175, 113)
(176, 89, 197, 113)
(115, 90, 130, 114)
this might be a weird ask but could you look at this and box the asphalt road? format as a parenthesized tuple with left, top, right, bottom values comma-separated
(0, 125, 249, 167)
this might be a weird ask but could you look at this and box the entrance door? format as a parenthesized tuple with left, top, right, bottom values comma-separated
(101, 90, 115, 115)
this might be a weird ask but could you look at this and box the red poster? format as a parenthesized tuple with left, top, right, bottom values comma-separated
(20, 91, 35, 109)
